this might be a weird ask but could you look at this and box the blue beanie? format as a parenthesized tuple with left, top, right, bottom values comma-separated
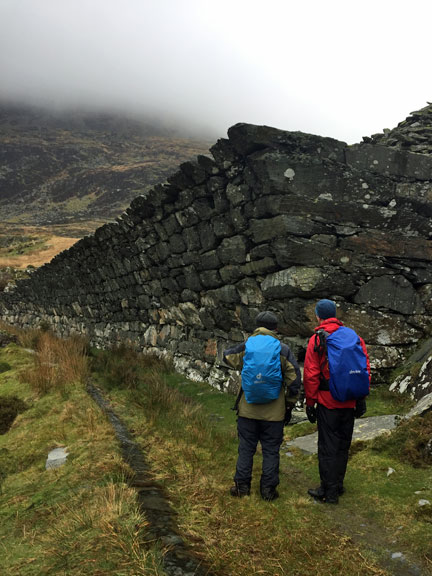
(315, 299, 336, 320)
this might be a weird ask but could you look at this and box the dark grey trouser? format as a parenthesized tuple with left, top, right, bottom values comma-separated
(317, 403, 355, 497)
(234, 416, 284, 489)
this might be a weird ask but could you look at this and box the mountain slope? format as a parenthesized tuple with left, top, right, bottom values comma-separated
(0, 103, 212, 225)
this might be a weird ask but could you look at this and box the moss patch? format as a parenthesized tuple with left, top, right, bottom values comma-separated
(371, 411, 432, 467)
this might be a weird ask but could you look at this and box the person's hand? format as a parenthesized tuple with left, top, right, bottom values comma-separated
(354, 398, 367, 418)
(306, 405, 317, 424)
(284, 404, 294, 426)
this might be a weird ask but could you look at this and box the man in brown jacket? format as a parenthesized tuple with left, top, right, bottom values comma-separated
(223, 311, 301, 501)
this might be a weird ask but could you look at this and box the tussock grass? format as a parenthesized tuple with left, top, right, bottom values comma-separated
(20, 331, 89, 395)
(37, 481, 164, 576)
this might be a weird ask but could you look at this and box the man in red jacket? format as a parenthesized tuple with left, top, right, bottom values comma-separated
(303, 299, 370, 504)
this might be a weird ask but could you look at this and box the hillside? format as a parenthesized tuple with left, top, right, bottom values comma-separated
(0, 103, 212, 227)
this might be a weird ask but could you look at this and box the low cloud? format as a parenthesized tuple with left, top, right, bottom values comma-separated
(1, 0, 431, 142)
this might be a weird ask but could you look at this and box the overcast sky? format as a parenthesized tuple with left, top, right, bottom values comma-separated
(0, 0, 431, 142)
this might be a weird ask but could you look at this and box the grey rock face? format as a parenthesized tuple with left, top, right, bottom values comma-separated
(286, 414, 399, 455)
(354, 275, 424, 315)
(2, 107, 432, 396)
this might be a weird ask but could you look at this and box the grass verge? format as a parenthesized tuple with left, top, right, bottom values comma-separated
(0, 334, 165, 575)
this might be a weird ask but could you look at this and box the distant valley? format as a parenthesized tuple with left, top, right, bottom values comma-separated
(0, 103, 212, 268)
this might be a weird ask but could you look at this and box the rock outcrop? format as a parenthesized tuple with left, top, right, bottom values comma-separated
(2, 105, 432, 393)
(363, 102, 432, 155)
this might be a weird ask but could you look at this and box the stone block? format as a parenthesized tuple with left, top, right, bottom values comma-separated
(162, 213, 182, 236)
(261, 266, 356, 299)
(168, 234, 186, 254)
(197, 250, 220, 271)
(198, 222, 218, 251)
(208, 285, 240, 304)
(182, 226, 201, 251)
(175, 206, 200, 228)
(219, 265, 243, 284)
(226, 183, 250, 206)
(217, 235, 247, 265)
(179, 160, 207, 185)
(354, 275, 424, 315)
(240, 257, 277, 276)
(346, 143, 432, 181)
(213, 215, 234, 238)
(227, 123, 346, 160)
(249, 215, 321, 243)
(236, 278, 264, 306)
(199, 270, 223, 289)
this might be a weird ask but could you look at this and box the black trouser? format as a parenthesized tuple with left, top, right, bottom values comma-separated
(234, 417, 284, 489)
(317, 403, 355, 497)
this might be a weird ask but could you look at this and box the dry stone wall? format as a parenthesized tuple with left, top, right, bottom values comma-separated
(2, 120, 432, 393)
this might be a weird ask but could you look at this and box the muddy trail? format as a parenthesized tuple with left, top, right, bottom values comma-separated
(87, 382, 219, 576)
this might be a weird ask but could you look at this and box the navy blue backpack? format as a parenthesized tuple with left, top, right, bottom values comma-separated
(241, 335, 283, 404)
(316, 326, 369, 402)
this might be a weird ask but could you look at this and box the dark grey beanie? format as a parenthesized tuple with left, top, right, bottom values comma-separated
(255, 311, 278, 330)
(315, 299, 337, 320)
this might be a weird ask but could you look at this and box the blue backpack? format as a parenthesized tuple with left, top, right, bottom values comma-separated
(315, 326, 369, 402)
(241, 335, 283, 404)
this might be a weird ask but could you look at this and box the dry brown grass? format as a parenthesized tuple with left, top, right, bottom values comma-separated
(0, 235, 78, 269)
(20, 331, 89, 395)
(38, 481, 163, 576)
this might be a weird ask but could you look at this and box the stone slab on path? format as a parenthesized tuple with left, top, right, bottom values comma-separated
(45, 446, 68, 469)
(286, 414, 398, 455)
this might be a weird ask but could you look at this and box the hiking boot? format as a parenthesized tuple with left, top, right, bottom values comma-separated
(261, 486, 279, 501)
(230, 483, 250, 497)
(325, 493, 339, 504)
(307, 486, 326, 500)
(308, 485, 344, 501)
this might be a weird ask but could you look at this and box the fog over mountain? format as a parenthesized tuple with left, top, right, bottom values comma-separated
(1, 0, 432, 142)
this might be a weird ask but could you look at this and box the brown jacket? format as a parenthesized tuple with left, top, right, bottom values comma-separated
(223, 327, 301, 421)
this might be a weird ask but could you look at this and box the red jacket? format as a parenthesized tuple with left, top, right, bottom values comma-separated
(303, 318, 371, 410)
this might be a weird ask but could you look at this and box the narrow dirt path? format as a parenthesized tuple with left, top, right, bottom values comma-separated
(87, 382, 219, 576)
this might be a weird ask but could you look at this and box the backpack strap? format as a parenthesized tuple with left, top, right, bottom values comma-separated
(231, 387, 243, 413)
(314, 329, 330, 391)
